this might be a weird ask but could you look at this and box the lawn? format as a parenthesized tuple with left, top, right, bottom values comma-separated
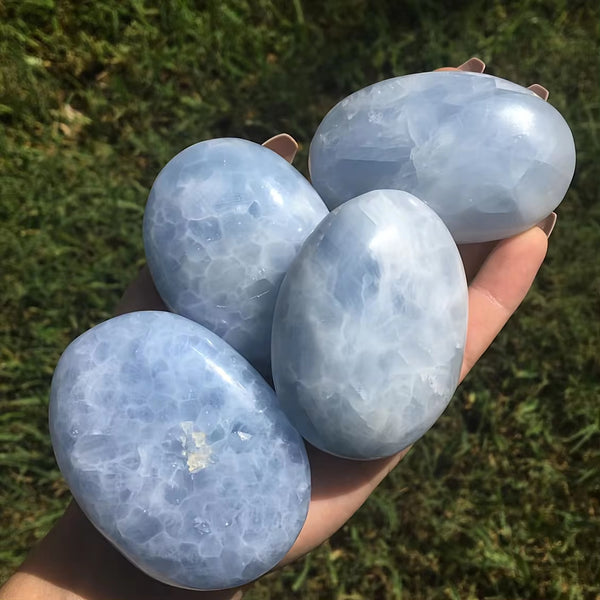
(1, 1, 599, 598)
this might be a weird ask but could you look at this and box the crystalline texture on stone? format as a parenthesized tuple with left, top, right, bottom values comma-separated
(143, 138, 328, 378)
(49, 311, 310, 590)
(309, 71, 576, 243)
(271, 189, 468, 459)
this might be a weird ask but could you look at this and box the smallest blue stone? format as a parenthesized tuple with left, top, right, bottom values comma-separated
(143, 138, 329, 377)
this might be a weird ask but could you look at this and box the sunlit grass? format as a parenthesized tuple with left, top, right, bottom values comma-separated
(1, 1, 599, 597)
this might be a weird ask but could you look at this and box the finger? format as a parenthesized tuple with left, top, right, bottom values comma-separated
(458, 57, 486, 72)
(114, 265, 167, 316)
(459, 211, 557, 283)
(458, 240, 499, 283)
(460, 226, 548, 381)
(528, 84, 550, 101)
(262, 133, 299, 163)
(536, 212, 557, 237)
(434, 57, 486, 73)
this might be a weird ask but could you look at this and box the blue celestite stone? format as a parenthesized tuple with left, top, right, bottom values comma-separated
(309, 71, 576, 243)
(49, 311, 310, 590)
(271, 189, 468, 460)
(144, 138, 328, 378)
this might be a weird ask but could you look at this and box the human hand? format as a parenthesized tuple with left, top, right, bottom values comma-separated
(0, 61, 555, 600)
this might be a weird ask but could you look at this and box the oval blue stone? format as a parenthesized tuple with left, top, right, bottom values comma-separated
(271, 189, 468, 459)
(49, 311, 310, 590)
(144, 138, 328, 378)
(309, 71, 576, 243)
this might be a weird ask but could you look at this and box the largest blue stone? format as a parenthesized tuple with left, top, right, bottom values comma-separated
(309, 71, 576, 243)
(49, 311, 310, 590)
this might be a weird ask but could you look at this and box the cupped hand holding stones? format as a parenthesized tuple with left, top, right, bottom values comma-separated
(3, 175, 551, 600)
(0, 60, 556, 600)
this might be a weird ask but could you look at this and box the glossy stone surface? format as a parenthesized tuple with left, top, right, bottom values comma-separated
(144, 138, 328, 378)
(271, 190, 468, 459)
(49, 311, 310, 590)
(309, 71, 576, 243)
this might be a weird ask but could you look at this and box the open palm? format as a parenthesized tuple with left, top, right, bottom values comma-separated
(1, 60, 553, 600)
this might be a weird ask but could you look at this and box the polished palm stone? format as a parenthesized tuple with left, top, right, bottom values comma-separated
(309, 71, 576, 243)
(49, 311, 310, 590)
(271, 189, 468, 460)
(144, 138, 328, 378)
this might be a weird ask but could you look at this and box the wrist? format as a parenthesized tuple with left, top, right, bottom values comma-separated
(1, 502, 242, 600)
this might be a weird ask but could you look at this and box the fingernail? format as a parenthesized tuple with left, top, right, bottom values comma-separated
(262, 133, 299, 164)
(528, 84, 550, 101)
(536, 212, 557, 238)
(457, 57, 486, 73)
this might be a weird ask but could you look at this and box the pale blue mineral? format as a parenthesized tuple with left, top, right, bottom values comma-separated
(144, 138, 328, 378)
(271, 189, 468, 460)
(49, 311, 310, 590)
(309, 71, 576, 243)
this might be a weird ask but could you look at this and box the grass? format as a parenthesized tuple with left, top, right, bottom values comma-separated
(1, 0, 599, 597)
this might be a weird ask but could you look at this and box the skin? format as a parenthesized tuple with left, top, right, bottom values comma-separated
(0, 59, 554, 600)
(0, 214, 552, 600)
